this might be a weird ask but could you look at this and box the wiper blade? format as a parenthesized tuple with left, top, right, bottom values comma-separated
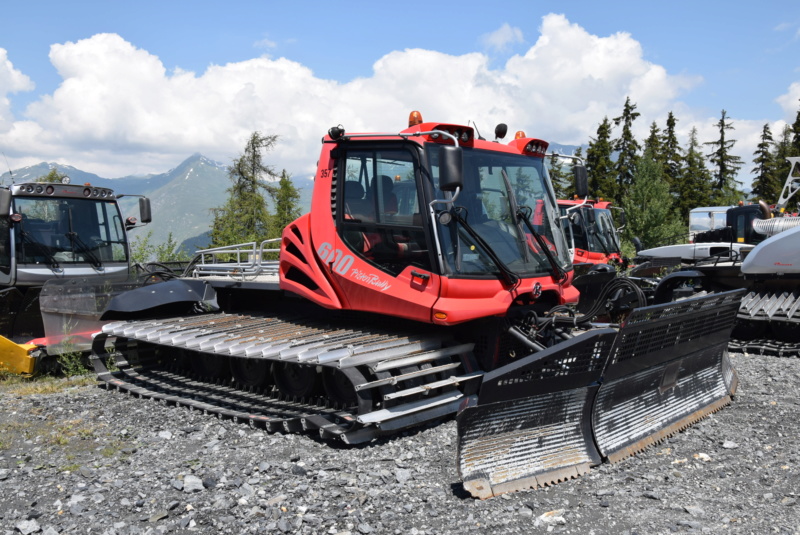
(451, 209, 520, 288)
(20, 230, 60, 271)
(65, 232, 103, 269)
(518, 206, 567, 282)
(588, 226, 613, 255)
(499, 169, 530, 262)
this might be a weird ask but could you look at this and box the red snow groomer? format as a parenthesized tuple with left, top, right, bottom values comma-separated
(86, 112, 742, 498)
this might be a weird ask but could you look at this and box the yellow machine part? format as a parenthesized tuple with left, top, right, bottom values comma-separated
(0, 336, 39, 375)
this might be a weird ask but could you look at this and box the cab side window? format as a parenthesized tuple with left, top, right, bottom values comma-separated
(340, 147, 431, 276)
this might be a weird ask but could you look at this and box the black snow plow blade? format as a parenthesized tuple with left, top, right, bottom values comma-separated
(456, 289, 743, 499)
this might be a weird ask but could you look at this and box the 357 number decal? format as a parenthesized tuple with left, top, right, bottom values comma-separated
(317, 242, 354, 275)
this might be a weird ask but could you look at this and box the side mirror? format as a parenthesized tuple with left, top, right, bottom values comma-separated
(616, 209, 626, 227)
(139, 197, 152, 224)
(573, 165, 588, 198)
(494, 123, 508, 140)
(438, 145, 463, 192)
(0, 190, 10, 218)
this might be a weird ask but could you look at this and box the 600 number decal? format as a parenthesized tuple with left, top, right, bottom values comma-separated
(317, 242, 354, 275)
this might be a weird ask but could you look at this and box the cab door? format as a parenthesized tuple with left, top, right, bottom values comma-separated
(326, 144, 440, 322)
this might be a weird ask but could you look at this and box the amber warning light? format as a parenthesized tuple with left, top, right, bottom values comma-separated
(408, 111, 423, 126)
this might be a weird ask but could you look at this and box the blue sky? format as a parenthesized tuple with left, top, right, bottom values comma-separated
(2, 1, 800, 188)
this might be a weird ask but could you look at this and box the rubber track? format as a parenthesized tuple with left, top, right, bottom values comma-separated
(91, 311, 476, 443)
(93, 344, 359, 439)
(729, 338, 800, 358)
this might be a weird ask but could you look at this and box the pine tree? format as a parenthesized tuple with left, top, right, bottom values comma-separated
(704, 109, 743, 204)
(129, 230, 189, 263)
(771, 124, 795, 205)
(272, 169, 302, 235)
(612, 97, 641, 198)
(210, 131, 279, 247)
(661, 112, 684, 191)
(791, 101, 800, 157)
(621, 150, 685, 249)
(751, 123, 780, 204)
(585, 117, 616, 200)
(546, 153, 571, 199)
(643, 121, 663, 166)
(676, 127, 714, 221)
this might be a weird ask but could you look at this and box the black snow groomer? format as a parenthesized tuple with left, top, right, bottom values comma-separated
(456, 289, 743, 498)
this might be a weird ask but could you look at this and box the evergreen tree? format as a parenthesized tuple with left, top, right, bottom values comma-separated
(661, 112, 684, 190)
(585, 117, 616, 200)
(770, 124, 795, 206)
(612, 97, 641, 198)
(272, 169, 302, 235)
(620, 150, 685, 250)
(210, 131, 279, 247)
(773, 124, 793, 178)
(643, 121, 663, 166)
(704, 109, 743, 203)
(791, 101, 800, 157)
(129, 230, 189, 263)
(546, 153, 571, 199)
(751, 123, 780, 204)
(675, 127, 714, 221)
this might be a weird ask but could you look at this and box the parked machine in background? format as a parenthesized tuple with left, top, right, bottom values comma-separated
(633, 157, 800, 356)
(558, 198, 624, 266)
(0, 178, 151, 374)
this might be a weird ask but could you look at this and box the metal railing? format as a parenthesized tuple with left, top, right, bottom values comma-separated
(190, 238, 280, 279)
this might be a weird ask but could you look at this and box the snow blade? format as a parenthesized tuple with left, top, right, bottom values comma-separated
(456, 329, 618, 499)
(456, 289, 744, 499)
(592, 289, 743, 462)
(38, 278, 143, 355)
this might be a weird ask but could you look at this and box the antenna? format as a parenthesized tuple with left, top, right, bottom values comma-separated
(1, 153, 13, 185)
(468, 120, 485, 141)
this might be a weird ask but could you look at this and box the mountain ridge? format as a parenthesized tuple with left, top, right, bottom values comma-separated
(1, 154, 315, 255)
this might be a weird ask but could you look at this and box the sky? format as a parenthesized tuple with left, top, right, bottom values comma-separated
(2, 1, 800, 189)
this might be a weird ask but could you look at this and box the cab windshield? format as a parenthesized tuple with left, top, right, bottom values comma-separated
(13, 197, 128, 265)
(427, 145, 571, 277)
(561, 207, 620, 254)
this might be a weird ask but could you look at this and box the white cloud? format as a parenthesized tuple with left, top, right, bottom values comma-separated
(776, 81, 800, 116)
(0, 15, 787, 188)
(0, 49, 35, 131)
(480, 23, 524, 52)
(254, 35, 278, 50)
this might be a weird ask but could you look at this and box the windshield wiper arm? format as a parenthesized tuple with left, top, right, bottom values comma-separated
(517, 205, 567, 282)
(451, 208, 520, 288)
(20, 230, 60, 271)
(65, 205, 103, 269)
(499, 169, 531, 262)
(65, 231, 103, 269)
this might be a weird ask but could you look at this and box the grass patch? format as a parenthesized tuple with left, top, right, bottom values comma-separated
(47, 419, 97, 447)
(100, 442, 121, 458)
(0, 375, 95, 396)
(56, 351, 92, 378)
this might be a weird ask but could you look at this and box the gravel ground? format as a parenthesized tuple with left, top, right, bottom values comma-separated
(0, 351, 798, 535)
